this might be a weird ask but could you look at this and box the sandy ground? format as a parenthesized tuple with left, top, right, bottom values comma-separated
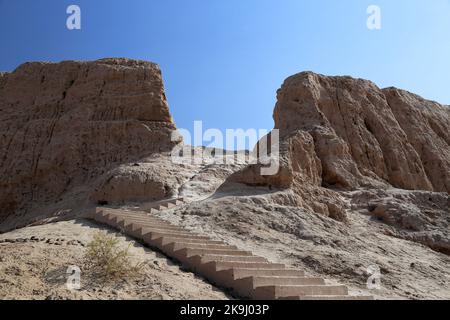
(0, 220, 229, 300)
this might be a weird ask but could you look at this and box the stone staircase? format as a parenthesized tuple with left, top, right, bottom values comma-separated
(90, 198, 373, 300)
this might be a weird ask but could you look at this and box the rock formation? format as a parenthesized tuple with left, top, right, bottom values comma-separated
(228, 71, 449, 251)
(0, 58, 179, 228)
(271, 72, 449, 192)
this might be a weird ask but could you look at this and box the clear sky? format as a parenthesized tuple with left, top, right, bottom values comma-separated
(1, 0, 449, 146)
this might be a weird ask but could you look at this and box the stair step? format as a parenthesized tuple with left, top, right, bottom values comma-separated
(125, 225, 187, 240)
(163, 242, 238, 253)
(109, 214, 162, 222)
(107, 215, 163, 223)
(113, 214, 169, 221)
(252, 285, 348, 299)
(248, 276, 326, 287)
(126, 223, 182, 232)
(230, 268, 305, 279)
(118, 219, 178, 228)
(142, 233, 211, 248)
(163, 203, 176, 209)
(107, 216, 163, 228)
(140, 200, 179, 211)
(212, 261, 285, 271)
(101, 210, 149, 217)
(114, 218, 175, 230)
(109, 217, 168, 229)
(153, 237, 226, 248)
(195, 262, 287, 292)
(120, 221, 182, 231)
(231, 276, 325, 298)
(140, 198, 184, 213)
(96, 215, 126, 228)
(141, 230, 208, 240)
(176, 248, 253, 258)
(199, 255, 268, 263)
(93, 212, 113, 224)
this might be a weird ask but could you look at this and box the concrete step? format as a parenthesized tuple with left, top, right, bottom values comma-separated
(108, 216, 167, 229)
(198, 255, 268, 264)
(96, 216, 178, 240)
(140, 198, 183, 211)
(93, 211, 114, 224)
(116, 215, 177, 224)
(124, 222, 182, 232)
(230, 268, 305, 279)
(208, 261, 285, 272)
(252, 285, 349, 300)
(194, 262, 287, 291)
(91, 206, 373, 301)
(140, 229, 207, 241)
(123, 221, 180, 230)
(112, 213, 167, 221)
(182, 255, 283, 280)
(172, 248, 255, 266)
(116, 216, 174, 223)
(140, 229, 199, 240)
(142, 233, 211, 249)
(124, 225, 187, 240)
(179, 255, 270, 273)
(163, 242, 238, 254)
(100, 209, 149, 217)
(95, 214, 125, 230)
(232, 276, 326, 298)
(100, 212, 150, 222)
(107, 213, 160, 220)
(153, 237, 227, 248)
(209, 268, 307, 294)
(119, 220, 182, 232)
(162, 202, 176, 209)
(248, 276, 325, 287)
(101, 210, 162, 219)
(176, 248, 254, 258)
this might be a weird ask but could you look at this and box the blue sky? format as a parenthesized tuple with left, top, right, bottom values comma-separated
(1, 0, 449, 146)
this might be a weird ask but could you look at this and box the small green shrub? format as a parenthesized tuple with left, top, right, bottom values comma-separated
(84, 232, 142, 282)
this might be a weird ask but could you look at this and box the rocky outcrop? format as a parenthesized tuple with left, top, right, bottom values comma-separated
(229, 71, 449, 224)
(272, 72, 449, 192)
(228, 130, 348, 221)
(346, 189, 450, 255)
(233, 72, 450, 193)
(0, 58, 179, 226)
(90, 154, 193, 205)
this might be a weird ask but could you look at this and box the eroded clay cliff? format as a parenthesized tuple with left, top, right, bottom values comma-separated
(272, 72, 449, 193)
(0, 58, 178, 227)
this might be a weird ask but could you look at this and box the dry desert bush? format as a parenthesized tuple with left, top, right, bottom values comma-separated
(83, 232, 143, 283)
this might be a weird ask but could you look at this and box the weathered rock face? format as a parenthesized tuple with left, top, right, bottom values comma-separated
(346, 188, 450, 255)
(273, 72, 450, 192)
(229, 71, 449, 223)
(90, 154, 193, 205)
(0, 58, 178, 224)
(228, 130, 349, 221)
(383, 88, 450, 193)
